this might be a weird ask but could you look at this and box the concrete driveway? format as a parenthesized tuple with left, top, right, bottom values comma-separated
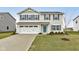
(0, 34, 36, 51)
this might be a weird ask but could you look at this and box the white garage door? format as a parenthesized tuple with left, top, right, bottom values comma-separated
(19, 25, 40, 34)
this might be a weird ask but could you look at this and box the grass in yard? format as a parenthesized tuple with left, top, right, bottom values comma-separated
(29, 33, 79, 51)
(66, 31, 79, 35)
(0, 32, 15, 39)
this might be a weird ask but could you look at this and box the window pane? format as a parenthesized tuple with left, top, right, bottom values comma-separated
(20, 26, 23, 27)
(20, 15, 39, 20)
(44, 14, 50, 20)
(26, 15, 29, 20)
(51, 25, 55, 30)
(34, 26, 38, 27)
(20, 15, 26, 20)
(26, 15, 39, 20)
(57, 25, 59, 30)
(29, 26, 33, 27)
(28, 15, 32, 20)
(53, 14, 59, 20)
(25, 26, 28, 27)
(51, 25, 61, 30)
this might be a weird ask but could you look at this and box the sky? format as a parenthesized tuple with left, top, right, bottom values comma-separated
(0, 7, 79, 28)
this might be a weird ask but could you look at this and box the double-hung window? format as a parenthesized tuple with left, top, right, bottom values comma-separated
(44, 14, 50, 20)
(28, 15, 39, 20)
(28, 15, 32, 20)
(35, 15, 39, 20)
(53, 14, 59, 20)
(51, 25, 61, 30)
(20, 15, 39, 20)
(20, 15, 26, 20)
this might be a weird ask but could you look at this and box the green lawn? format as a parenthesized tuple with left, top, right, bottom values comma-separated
(0, 32, 15, 39)
(29, 32, 79, 51)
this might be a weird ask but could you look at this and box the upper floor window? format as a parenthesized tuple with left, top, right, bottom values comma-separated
(20, 15, 26, 20)
(28, 15, 39, 20)
(44, 14, 50, 20)
(53, 14, 59, 20)
(20, 15, 39, 20)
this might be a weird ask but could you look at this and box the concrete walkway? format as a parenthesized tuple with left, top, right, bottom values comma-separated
(0, 34, 36, 51)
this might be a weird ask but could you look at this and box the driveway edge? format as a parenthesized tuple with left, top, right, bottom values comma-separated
(26, 35, 37, 51)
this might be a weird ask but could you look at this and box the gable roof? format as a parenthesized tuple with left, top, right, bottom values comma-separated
(0, 12, 16, 21)
(18, 8, 39, 14)
(73, 16, 79, 21)
(18, 8, 64, 15)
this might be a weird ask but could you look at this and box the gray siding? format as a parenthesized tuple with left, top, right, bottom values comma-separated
(0, 13, 16, 32)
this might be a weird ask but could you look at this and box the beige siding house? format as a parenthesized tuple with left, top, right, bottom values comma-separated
(16, 8, 65, 34)
(0, 12, 16, 32)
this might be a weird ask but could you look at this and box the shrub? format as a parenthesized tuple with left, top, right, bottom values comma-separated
(61, 38, 70, 41)
(58, 32, 61, 34)
(38, 33, 42, 34)
(55, 32, 64, 35)
(48, 32, 65, 35)
(60, 32, 64, 34)
(55, 32, 57, 34)
(47, 32, 54, 35)
(48, 32, 54, 35)
(11, 32, 16, 35)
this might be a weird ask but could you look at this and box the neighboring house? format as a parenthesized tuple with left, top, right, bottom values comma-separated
(73, 16, 79, 31)
(16, 8, 65, 34)
(0, 12, 16, 32)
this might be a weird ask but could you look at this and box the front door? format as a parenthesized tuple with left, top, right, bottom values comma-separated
(43, 25, 47, 32)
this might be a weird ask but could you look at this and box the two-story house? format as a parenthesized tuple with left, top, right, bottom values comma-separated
(16, 8, 65, 34)
(73, 16, 79, 31)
